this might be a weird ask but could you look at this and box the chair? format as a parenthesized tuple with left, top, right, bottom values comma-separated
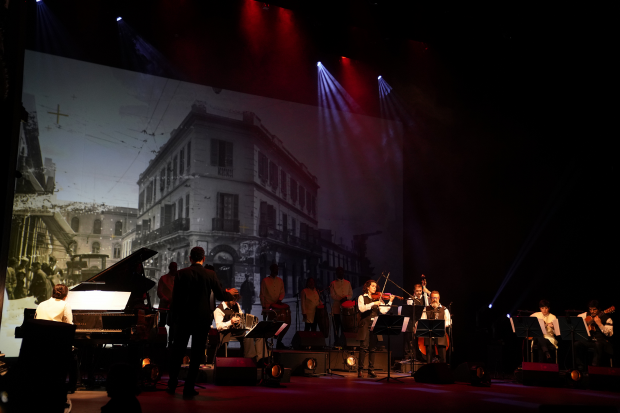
(530, 338, 558, 364)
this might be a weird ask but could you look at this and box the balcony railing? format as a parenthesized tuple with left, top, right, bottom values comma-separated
(134, 218, 189, 248)
(212, 218, 240, 233)
(218, 167, 233, 177)
(259, 225, 317, 249)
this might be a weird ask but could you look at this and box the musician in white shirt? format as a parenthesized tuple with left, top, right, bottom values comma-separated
(529, 299, 558, 362)
(356, 280, 393, 378)
(419, 291, 451, 363)
(35, 284, 73, 324)
(329, 267, 352, 338)
(214, 288, 264, 361)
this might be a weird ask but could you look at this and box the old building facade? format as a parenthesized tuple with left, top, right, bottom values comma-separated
(133, 102, 365, 303)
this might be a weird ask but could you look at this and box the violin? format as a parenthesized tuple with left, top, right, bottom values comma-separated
(370, 292, 403, 301)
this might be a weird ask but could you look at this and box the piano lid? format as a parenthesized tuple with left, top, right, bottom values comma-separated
(71, 247, 158, 293)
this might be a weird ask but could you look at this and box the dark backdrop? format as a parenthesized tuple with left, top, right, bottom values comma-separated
(1, 0, 616, 372)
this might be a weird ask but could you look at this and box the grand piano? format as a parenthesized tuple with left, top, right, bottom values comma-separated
(17, 247, 160, 344)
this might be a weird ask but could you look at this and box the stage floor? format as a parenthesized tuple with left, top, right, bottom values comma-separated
(68, 371, 620, 413)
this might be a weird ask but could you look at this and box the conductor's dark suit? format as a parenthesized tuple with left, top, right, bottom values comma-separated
(168, 263, 233, 392)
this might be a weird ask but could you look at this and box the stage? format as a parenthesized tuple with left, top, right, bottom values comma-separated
(67, 372, 620, 413)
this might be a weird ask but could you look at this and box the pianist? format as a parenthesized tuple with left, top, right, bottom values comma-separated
(35, 284, 73, 324)
(34, 284, 78, 395)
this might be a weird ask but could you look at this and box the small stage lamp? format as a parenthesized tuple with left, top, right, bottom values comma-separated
(488, 304, 493, 309)
(346, 354, 358, 372)
(378, 76, 382, 80)
(116, 17, 122, 22)
(303, 358, 317, 375)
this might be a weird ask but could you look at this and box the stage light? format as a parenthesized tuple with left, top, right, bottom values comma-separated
(116, 17, 122, 22)
(36, 0, 42, 2)
(346, 355, 358, 367)
(303, 358, 317, 375)
(141, 363, 161, 388)
(569, 369, 581, 382)
(488, 304, 493, 309)
(507, 314, 510, 318)
(317, 62, 322, 67)
(182, 356, 190, 365)
(265, 362, 284, 379)
(141, 357, 151, 368)
(378, 76, 382, 80)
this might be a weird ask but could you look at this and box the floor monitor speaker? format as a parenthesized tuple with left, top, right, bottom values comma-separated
(521, 362, 560, 387)
(292, 331, 325, 349)
(414, 363, 454, 384)
(214, 357, 257, 385)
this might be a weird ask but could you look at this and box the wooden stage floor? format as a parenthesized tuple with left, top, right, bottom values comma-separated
(67, 371, 620, 413)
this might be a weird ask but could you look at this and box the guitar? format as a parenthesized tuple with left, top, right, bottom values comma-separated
(585, 306, 615, 331)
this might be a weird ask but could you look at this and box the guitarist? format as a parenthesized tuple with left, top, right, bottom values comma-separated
(575, 300, 614, 371)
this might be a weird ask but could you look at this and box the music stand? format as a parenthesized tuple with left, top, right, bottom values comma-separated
(416, 319, 445, 364)
(246, 321, 286, 386)
(555, 316, 590, 371)
(372, 315, 406, 382)
(399, 305, 424, 377)
(510, 317, 545, 364)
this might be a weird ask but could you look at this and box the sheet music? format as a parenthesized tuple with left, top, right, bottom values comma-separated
(401, 318, 409, 332)
(66, 291, 131, 311)
(537, 318, 547, 334)
(552, 319, 560, 336)
(371, 317, 378, 331)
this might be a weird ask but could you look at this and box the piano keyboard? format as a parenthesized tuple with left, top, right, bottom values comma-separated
(75, 329, 123, 333)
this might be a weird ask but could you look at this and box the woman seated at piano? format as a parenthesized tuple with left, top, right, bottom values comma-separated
(214, 288, 265, 362)
(35, 284, 73, 324)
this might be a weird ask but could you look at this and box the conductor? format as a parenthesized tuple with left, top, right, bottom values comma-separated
(167, 246, 233, 397)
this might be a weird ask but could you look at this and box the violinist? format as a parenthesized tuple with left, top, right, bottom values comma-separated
(420, 291, 451, 363)
(529, 300, 558, 363)
(356, 280, 394, 378)
(575, 300, 614, 371)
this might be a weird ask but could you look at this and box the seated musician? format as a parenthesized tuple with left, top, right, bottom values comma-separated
(35, 284, 73, 324)
(35, 284, 78, 395)
(419, 291, 451, 363)
(356, 280, 394, 378)
(260, 263, 286, 349)
(529, 299, 558, 363)
(301, 277, 322, 331)
(214, 288, 265, 362)
(575, 300, 614, 371)
(330, 267, 352, 338)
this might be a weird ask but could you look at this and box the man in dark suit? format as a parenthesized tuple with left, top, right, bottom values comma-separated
(167, 246, 233, 397)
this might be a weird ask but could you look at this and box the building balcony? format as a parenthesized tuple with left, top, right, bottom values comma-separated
(259, 225, 317, 250)
(212, 218, 240, 233)
(218, 167, 233, 177)
(134, 218, 189, 248)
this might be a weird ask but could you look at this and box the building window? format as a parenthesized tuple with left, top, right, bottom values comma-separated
(92, 241, 101, 253)
(160, 169, 165, 194)
(146, 182, 153, 206)
(214, 193, 239, 232)
(259, 201, 276, 231)
(115, 221, 123, 236)
(93, 219, 102, 234)
(291, 218, 297, 236)
(269, 161, 278, 189)
(173, 155, 178, 183)
(113, 243, 121, 259)
(179, 149, 185, 176)
(138, 190, 145, 212)
(211, 139, 233, 176)
(258, 151, 268, 182)
(299, 185, 306, 210)
(166, 162, 172, 188)
(290, 178, 298, 203)
(71, 217, 79, 232)
(187, 141, 191, 171)
(185, 194, 190, 220)
(178, 198, 184, 219)
(280, 170, 287, 199)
